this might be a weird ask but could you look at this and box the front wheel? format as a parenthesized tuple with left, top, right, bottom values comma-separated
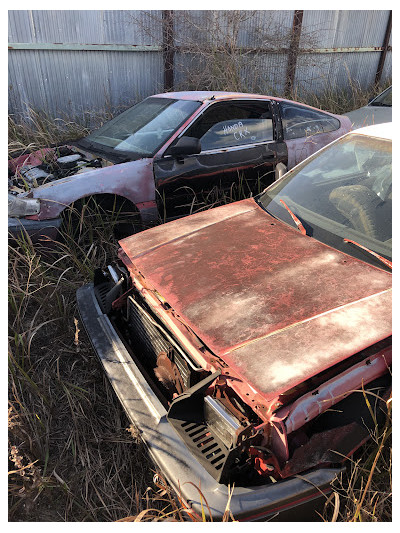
(61, 195, 143, 248)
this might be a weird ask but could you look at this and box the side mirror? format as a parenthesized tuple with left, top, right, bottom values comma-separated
(169, 137, 201, 157)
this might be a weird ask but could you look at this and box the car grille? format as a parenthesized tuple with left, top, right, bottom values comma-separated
(127, 295, 199, 389)
(179, 420, 228, 473)
(127, 296, 171, 366)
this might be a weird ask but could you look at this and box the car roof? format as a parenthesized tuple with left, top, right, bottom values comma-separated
(351, 121, 392, 140)
(150, 91, 340, 116)
(151, 90, 271, 101)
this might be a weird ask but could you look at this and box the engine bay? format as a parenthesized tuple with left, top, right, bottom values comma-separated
(8, 145, 105, 192)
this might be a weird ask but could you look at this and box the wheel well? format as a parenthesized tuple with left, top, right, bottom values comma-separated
(65, 193, 141, 217)
(60, 193, 144, 240)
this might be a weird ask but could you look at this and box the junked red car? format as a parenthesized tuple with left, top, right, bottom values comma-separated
(9, 91, 351, 241)
(77, 123, 391, 520)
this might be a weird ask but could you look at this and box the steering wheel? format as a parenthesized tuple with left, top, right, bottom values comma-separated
(329, 185, 381, 239)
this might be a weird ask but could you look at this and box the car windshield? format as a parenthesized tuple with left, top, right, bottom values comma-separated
(370, 86, 392, 107)
(257, 133, 392, 267)
(82, 97, 201, 158)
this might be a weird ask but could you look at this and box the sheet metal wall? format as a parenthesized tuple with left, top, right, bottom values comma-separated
(8, 10, 164, 119)
(8, 10, 391, 121)
(296, 10, 392, 94)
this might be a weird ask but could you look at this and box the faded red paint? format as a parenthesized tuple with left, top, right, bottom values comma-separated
(119, 198, 392, 404)
(150, 90, 340, 114)
(28, 158, 156, 221)
(277, 346, 391, 435)
(8, 147, 59, 173)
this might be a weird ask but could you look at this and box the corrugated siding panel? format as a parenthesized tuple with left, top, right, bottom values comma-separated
(301, 10, 390, 48)
(296, 10, 392, 94)
(8, 48, 162, 117)
(8, 10, 392, 121)
(8, 10, 35, 43)
(173, 11, 293, 94)
(381, 51, 392, 81)
(102, 10, 162, 45)
(8, 10, 163, 119)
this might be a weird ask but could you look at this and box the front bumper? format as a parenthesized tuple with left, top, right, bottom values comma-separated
(77, 282, 344, 521)
(8, 216, 62, 242)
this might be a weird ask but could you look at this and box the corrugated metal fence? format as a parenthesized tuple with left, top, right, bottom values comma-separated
(8, 10, 392, 121)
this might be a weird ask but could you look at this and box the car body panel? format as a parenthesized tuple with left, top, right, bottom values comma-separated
(153, 140, 287, 202)
(25, 157, 157, 222)
(76, 281, 344, 521)
(284, 125, 350, 169)
(346, 106, 392, 129)
(346, 86, 392, 129)
(118, 198, 391, 399)
(8, 147, 61, 174)
(77, 124, 391, 519)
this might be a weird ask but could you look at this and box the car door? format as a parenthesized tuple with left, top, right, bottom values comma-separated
(153, 99, 287, 215)
(278, 101, 344, 169)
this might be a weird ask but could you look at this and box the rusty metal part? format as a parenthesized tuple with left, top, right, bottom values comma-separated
(375, 11, 392, 85)
(118, 198, 391, 407)
(154, 350, 185, 396)
(162, 10, 174, 91)
(278, 347, 391, 435)
(214, 386, 250, 426)
(285, 10, 304, 98)
(249, 446, 281, 477)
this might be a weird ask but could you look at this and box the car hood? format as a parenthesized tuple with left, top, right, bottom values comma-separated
(119, 199, 392, 398)
(346, 105, 392, 129)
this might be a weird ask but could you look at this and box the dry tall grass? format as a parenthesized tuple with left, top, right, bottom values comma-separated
(8, 211, 241, 522)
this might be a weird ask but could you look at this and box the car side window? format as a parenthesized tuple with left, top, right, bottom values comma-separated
(200, 118, 273, 150)
(184, 101, 273, 151)
(280, 102, 340, 140)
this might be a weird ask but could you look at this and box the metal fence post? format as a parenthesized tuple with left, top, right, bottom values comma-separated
(284, 10, 304, 98)
(162, 10, 174, 92)
(375, 10, 392, 86)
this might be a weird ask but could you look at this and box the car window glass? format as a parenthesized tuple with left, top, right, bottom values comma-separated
(200, 118, 273, 150)
(370, 86, 392, 106)
(280, 103, 340, 140)
(183, 101, 273, 151)
(259, 134, 392, 258)
(85, 98, 200, 157)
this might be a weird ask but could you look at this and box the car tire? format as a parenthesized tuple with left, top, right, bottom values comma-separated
(61, 195, 142, 246)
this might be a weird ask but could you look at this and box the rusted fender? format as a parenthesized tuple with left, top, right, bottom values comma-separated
(28, 158, 157, 223)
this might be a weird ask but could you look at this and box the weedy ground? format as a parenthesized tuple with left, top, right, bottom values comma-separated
(8, 82, 391, 522)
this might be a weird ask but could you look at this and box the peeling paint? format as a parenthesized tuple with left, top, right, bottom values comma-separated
(119, 198, 391, 400)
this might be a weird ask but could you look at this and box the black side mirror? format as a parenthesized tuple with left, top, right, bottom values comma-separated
(169, 137, 201, 157)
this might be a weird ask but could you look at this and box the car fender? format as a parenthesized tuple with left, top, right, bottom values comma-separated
(284, 114, 352, 169)
(28, 158, 158, 223)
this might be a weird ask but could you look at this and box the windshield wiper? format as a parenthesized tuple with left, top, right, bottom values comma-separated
(344, 238, 392, 270)
(279, 200, 307, 235)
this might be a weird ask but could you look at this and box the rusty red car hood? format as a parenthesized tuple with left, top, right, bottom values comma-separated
(119, 199, 392, 397)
